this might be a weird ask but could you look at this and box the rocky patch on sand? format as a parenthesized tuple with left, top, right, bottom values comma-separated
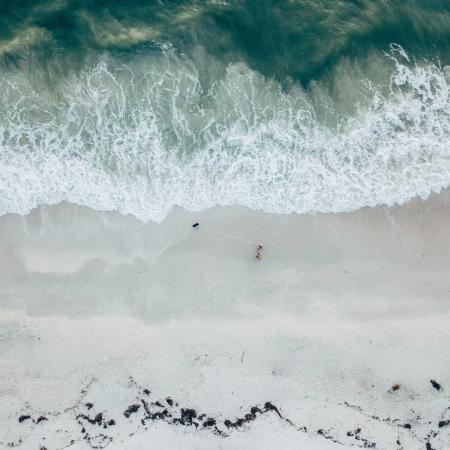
(3, 378, 450, 449)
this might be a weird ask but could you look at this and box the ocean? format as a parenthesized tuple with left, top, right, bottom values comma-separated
(1, 0, 449, 221)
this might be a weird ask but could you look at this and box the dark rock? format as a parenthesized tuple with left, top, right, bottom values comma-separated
(36, 416, 48, 423)
(203, 418, 216, 427)
(154, 410, 170, 420)
(124, 404, 141, 418)
(180, 408, 197, 425)
(264, 402, 282, 418)
(426, 443, 436, 450)
(221, 402, 287, 431)
(71, 391, 295, 441)
(438, 420, 450, 428)
(235, 418, 244, 427)
(430, 380, 442, 391)
(77, 412, 103, 426)
(18, 415, 31, 423)
(403, 424, 411, 429)
(250, 406, 262, 415)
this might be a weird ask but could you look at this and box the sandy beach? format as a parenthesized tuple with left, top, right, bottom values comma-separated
(1, 192, 450, 449)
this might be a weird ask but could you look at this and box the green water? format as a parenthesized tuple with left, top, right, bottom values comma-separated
(1, 0, 449, 83)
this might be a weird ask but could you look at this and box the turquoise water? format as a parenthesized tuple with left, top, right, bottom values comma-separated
(0, 0, 449, 221)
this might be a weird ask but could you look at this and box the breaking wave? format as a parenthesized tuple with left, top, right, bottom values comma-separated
(0, 45, 449, 222)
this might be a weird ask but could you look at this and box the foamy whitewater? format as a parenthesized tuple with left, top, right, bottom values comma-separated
(1, 45, 449, 222)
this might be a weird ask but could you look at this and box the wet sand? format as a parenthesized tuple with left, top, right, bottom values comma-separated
(1, 192, 450, 449)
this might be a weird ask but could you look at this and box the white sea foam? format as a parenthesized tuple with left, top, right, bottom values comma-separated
(0, 45, 449, 222)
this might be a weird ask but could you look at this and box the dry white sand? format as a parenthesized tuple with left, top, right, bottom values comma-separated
(1, 192, 450, 449)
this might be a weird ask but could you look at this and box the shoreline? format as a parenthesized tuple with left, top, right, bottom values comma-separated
(1, 188, 449, 320)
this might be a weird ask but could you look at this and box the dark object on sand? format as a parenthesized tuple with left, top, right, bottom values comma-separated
(124, 404, 141, 418)
(192, 222, 199, 228)
(390, 384, 401, 392)
(430, 379, 442, 391)
(256, 243, 264, 260)
(18, 415, 31, 423)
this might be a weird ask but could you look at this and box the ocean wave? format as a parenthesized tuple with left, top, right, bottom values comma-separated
(0, 45, 449, 222)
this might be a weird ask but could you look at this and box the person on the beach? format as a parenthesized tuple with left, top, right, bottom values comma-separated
(256, 244, 264, 261)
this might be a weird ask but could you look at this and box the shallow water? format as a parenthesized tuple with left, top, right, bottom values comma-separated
(1, 193, 449, 322)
